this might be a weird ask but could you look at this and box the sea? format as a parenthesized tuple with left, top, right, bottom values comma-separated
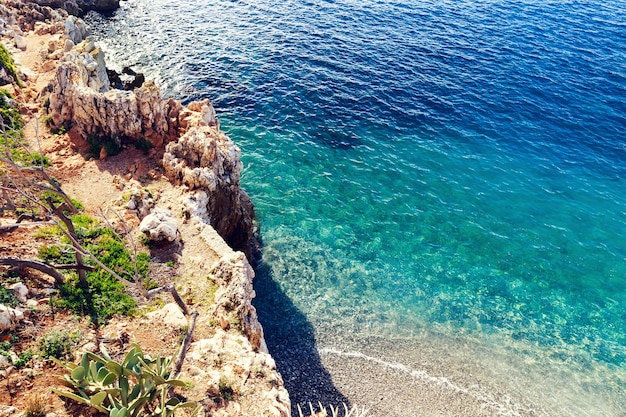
(85, 1, 626, 416)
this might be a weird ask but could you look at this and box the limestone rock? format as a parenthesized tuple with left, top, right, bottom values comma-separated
(146, 303, 187, 328)
(13, 33, 26, 50)
(0, 0, 67, 32)
(139, 207, 178, 242)
(46, 49, 183, 147)
(32, 0, 119, 16)
(65, 16, 89, 44)
(163, 126, 255, 257)
(0, 355, 10, 369)
(210, 252, 266, 352)
(186, 330, 290, 417)
(0, 305, 24, 332)
(9, 282, 28, 303)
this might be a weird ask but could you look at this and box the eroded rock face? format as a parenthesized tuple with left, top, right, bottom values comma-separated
(65, 15, 90, 44)
(30, 0, 120, 16)
(46, 47, 182, 147)
(163, 126, 255, 258)
(0, 0, 67, 34)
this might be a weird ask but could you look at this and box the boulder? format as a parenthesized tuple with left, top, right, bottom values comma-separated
(13, 33, 26, 50)
(9, 282, 28, 303)
(64, 15, 89, 44)
(0, 305, 24, 332)
(139, 207, 178, 242)
(146, 303, 187, 328)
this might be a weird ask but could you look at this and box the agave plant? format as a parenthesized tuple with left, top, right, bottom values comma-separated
(53, 344, 200, 417)
(297, 402, 369, 417)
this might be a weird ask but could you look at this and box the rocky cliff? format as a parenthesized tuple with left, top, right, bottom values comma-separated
(44, 29, 256, 258)
(1, 3, 289, 416)
(30, 0, 119, 16)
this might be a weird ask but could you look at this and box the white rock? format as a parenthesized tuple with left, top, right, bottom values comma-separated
(139, 208, 179, 242)
(14, 34, 26, 51)
(0, 305, 24, 332)
(0, 355, 10, 370)
(146, 303, 187, 328)
(65, 16, 90, 45)
(0, 406, 17, 417)
(9, 282, 28, 303)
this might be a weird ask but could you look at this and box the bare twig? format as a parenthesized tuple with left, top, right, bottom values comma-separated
(147, 285, 190, 316)
(171, 309, 198, 379)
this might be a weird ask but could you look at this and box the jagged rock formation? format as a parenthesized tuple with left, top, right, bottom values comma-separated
(45, 35, 255, 256)
(163, 125, 256, 258)
(46, 42, 183, 148)
(178, 224, 290, 416)
(8, 6, 287, 415)
(0, 0, 67, 34)
(29, 0, 119, 16)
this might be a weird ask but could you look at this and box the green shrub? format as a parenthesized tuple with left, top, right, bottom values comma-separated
(14, 348, 33, 368)
(38, 329, 80, 360)
(218, 377, 235, 401)
(0, 89, 22, 131)
(0, 45, 23, 87)
(0, 284, 19, 307)
(43, 215, 151, 324)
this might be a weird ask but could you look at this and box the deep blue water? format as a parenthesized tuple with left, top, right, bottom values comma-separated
(87, 1, 626, 415)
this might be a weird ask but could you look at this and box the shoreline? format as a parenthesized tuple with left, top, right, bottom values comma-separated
(5, 3, 625, 417)
(1, 3, 291, 416)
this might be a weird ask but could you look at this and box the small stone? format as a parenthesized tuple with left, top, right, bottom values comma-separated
(64, 39, 74, 52)
(0, 355, 10, 370)
(0, 305, 25, 331)
(14, 34, 26, 51)
(9, 282, 28, 303)
(146, 303, 187, 328)
(42, 60, 56, 72)
(0, 405, 17, 417)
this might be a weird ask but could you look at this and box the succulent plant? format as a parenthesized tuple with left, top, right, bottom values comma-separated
(53, 344, 200, 417)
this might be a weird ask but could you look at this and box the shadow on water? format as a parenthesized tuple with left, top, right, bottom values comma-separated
(253, 260, 350, 414)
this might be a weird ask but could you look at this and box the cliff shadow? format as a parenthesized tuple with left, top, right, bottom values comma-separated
(253, 260, 350, 414)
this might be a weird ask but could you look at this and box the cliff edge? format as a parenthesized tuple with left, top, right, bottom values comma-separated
(0, 2, 289, 416)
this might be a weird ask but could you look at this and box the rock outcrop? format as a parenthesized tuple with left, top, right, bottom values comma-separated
(46, 43, 183, 148)
(29, 0, 120, 16)
(172, 224, 290, 416)
(45, 36, 256, 257)
(0, 0, 66, 35)
(163, 125, 256, 258)
(4, 5, 286, 414)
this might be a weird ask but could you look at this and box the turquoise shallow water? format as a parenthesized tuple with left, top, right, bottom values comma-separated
(86, 0, 626, 414)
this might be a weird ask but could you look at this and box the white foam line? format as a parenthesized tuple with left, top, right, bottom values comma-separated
(320, 347, 470, 394)
(319, 347, 528, 417)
